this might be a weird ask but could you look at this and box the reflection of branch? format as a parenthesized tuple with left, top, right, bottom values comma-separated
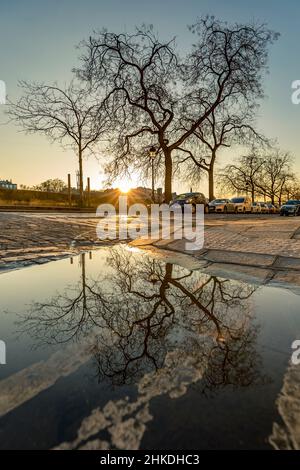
(17, 253, 111, 346)
(17, 246, 266, 392)
(93, 248, 262, 388)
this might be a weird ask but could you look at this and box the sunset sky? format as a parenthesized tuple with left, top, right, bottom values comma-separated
(1, 0, 300, 193)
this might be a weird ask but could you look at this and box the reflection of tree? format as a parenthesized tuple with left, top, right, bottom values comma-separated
(93, 248, 264, 391)
(18, 246, 266, 391)
(17, 253, 109, 346)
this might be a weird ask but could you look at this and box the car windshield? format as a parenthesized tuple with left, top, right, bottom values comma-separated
(174, 193, 191, 200)
(231, 198, 244, 203)
(213, 199, 227, 203)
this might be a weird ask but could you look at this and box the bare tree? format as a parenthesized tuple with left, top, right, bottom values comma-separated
(33, 178, 67, 192)
(282, 179, 300, 201)
(176, 105, 264, 200)
(8, 81, 108, 206)
(218, 152, 266, 202)
(77, 18, 277, 202)
(218, 148, 295, 204)
(256, 150, 295, 204)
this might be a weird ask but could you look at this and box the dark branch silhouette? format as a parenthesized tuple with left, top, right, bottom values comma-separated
(76, 18, 277, 201)
(8, 81, 108, 206)
(17, 246, 266, 392)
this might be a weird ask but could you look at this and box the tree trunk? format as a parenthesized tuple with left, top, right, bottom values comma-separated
(251, 187, 255, 203)
(208, 168, 215, 201)
(164, 150, 172, 203)
(208, 151, 217, 201)
(78, 148, 84, 207)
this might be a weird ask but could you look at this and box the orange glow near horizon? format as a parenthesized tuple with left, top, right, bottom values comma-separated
(118, 180, 133, 193)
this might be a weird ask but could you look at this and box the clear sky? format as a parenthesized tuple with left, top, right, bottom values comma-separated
(1, 0, 300, 193)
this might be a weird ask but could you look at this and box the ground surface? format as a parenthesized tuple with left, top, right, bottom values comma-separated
(0, 212, 104, 270)
(0, 211, 300, 450)
(1, 211, 300, 289)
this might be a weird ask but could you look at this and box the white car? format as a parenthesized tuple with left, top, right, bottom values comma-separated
(231, 196, 252, 213)
(258, 202, 269, 213)
(208, 198, 236, 213)
(251, 202, 262, 213)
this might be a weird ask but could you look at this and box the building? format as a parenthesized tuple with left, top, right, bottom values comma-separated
(0, 179, 17, 190)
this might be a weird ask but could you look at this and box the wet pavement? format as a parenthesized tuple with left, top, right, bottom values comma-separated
(1, 212, 300, 273)
(0, 245, 300, 450)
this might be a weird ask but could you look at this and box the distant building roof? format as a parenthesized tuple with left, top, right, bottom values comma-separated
(0, 179, 17, 189)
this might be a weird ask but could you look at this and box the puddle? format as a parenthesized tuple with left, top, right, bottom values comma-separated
(0, 244, 300, 450)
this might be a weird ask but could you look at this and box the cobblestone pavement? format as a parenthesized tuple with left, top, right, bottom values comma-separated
(137, 213, 300, 257)
(1, 211, 300, 276)
(203, 216, 300, 257)
(0, 212, 102, 270)
(134, 213, 300, 289)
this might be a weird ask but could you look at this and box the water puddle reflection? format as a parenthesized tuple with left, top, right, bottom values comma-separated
(0, 245, 300, 449)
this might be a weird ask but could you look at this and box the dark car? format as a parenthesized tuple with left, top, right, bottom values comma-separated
(208, 198, 235, 213)
(280, 200, 300, 216)
(170, 192, 209, 213)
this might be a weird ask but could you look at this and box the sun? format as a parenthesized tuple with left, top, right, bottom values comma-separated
(118, 179, 133, 193)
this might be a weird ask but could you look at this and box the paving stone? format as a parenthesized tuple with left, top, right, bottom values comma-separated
(270, 271, 300, 288)
(153, 238, 175, 247)
(129, 238, 156, 247)
(202, 249, 275, 267)
(246, 231, 292, 240)
(202, 263, 271, 284)
(163, 238, 206, 255)
(141, 245, 210, 270)
(273, 257, 300, 270)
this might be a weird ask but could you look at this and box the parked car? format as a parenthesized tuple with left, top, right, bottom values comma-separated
(257, 202, 269, 213)
(251, 202, 262, 213)
(273, 204, 280, 213)
(266, 202, 277, 214)
(280, 200, 300, 216)
(169, 192, 209, 213)
(231, 196, 252, 213)
(208, 198, 235, 213)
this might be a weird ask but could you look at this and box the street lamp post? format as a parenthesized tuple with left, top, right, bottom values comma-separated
(149, 146, 156, 202)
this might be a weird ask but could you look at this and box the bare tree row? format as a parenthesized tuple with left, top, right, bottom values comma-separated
(218, 148, 300, 204)
(8, 16, 279, 203)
